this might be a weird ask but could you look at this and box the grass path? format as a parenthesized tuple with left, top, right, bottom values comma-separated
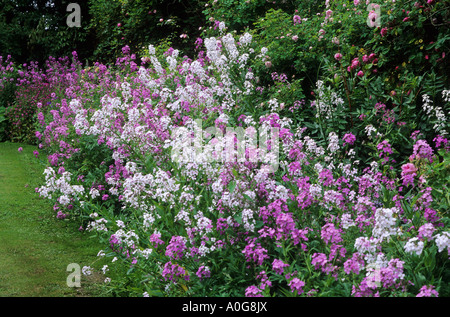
(0, 142, 107, 297)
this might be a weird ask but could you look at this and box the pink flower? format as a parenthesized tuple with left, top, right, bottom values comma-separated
(351, 58, 360, 69)
(401, 163, 417, 175)
(334, 53, 343, 61)
(18, 147, 23, 153)
(380, 27, 388, 37)
(293, 15, 302, 25)
(289, 278, 305, 294)
(417, 285, 439, 297)
(357, 70, 364, 77)
(117, 23, 122, 27)
(343, 133, 356, 145)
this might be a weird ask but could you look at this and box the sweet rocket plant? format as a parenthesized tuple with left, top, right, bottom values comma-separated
(30, 20, 450, 297)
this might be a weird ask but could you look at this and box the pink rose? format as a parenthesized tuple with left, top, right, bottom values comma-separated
(334, 53, 343, 61)
(401, 163, 417, 175)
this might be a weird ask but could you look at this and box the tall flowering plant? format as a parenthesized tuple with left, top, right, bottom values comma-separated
(32, 23, 450, 297)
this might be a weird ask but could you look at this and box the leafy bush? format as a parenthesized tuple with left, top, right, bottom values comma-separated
(30, 27, 450, 297)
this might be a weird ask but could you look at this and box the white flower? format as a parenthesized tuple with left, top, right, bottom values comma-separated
(434, 232, 450, 253)
(82, 266, 93, 276)
(341, 213, 355, 229)
(404, 237, 424, 256)
(372, 207, 400, 240)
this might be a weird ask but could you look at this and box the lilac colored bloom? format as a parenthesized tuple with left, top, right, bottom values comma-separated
(288, 278, 305, 294)
(256, 271, 272, 290)
(343, 133, 356, 145)
(411, 140, 434, 163)
(149, 232, 164, 247)
(433, 135, 449, 150)
(196, 266, 211, 280)
(18, 147, 23, 153)
(165, 235, 187, 260)
(272, 259, 289, 274)
(162, 262, 189, 281)
(343, 253, 365, 274)
(245, 285, 263, 297)
(418, 223, 435, 240)
(121, 45, 130, 55)
(320, 223, 343, 245)
(293, 15, 302, 25)
(56, 211, 67, 219)
(242, 239, 269, 266)
(416, 285, 439, 297)
(311, 253, 328, 270)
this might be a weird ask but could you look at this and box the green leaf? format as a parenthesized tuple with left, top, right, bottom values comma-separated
(228, 180, 237, 193)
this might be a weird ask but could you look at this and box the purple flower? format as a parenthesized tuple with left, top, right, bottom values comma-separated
(121, 45, 130, 55)
(162, 262, 189, 282)
(293, 15, 302, 25)
(18, 147, 23, 153)
(196, 266, 211, 280)
(165, 235, 187, 260)
(343, 253, 365, 275)
(150, 232, 165, 247)
(320, 223, 343, 245)
(245, 285, 263, 297)
(416, 285, 439, 297)
(411, 140, 434, 163)
(242, 238, 269, 266)
(56, 211, 67, 219)
(343, 133, 356, 146)
(272, 259, 289, 274)
(288, 278, 305, 294)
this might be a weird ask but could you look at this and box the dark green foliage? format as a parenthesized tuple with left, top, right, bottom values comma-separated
(0, 0, 93, 65)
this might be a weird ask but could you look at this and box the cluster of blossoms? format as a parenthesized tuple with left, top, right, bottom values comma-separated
(29, 21, 450, 297)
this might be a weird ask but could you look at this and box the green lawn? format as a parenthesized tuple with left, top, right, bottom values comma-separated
(0, 142, 108, 297)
